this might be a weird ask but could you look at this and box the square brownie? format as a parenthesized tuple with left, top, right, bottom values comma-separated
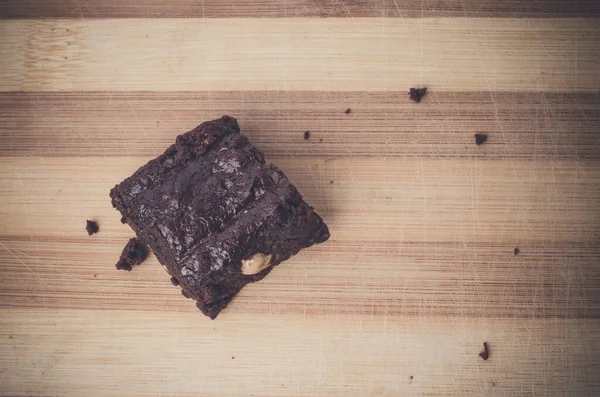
(110, 116, 329, 318)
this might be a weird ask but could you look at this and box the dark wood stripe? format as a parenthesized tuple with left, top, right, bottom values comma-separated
(1, 91, 599, 159)
(1, 0, 600, 19)
(1, 238, 598, 318)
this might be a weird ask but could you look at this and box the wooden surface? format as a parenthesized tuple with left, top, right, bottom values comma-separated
(1, 1, 599, 396)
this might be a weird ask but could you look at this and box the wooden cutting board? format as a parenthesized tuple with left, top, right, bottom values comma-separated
(1, 2, 600, 396)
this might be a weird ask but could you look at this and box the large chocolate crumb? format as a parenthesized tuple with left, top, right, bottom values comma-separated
(475, 133, 488, 145)
(304, 131, 310, 140)
(409, 87, 427, 103)
(85, 220, 99, 235)
(514, 247, 520, 255)
(116, 238, 149, 271)
(479, 342, 490, 361)
(345, 108, 352, 114)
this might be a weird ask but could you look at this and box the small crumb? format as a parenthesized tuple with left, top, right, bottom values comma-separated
(64, 56, 68, 60)
(410, 375, 414, 380)
(94, 274, 97, 277)
(86, 220, 99, 235)
(170, 277, 180, 286)
(116, 238, 149, 271)
(475, 133, 488, 145)
(345, 108, 352, 114)
(514, 247, 520, 255)
(231, 356, 235, 360)
(9, 335, 13, 339)
(479, 342, 490, 361)
(409, 87, 427, 103)
(330, 180, 334, 184)
(304, 131, 310, 140)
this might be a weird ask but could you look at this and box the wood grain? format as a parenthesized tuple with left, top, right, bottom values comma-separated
(1, 157, 599, 244)
(1, 19, 599, 92)
(2, 0, 600, 19)
(2, 237, 599, 318)
(2, 308, 598, 396)
(1, 9, 600, 397)
(2, 91, 599, 159)
(1, 155, 599, 319)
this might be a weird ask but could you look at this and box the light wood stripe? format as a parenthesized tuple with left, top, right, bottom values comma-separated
(2, 308, 598, 396)
(1, 19, 598, 92)
(2, 91, 599, 159)
(2, 0, 600, 19)
(1, 157, 598, 244)
(1, 238, 599, 318)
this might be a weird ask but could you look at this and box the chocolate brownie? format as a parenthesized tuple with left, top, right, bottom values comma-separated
(475, 133, 488, 145)
(409, 87, 427, 103)
(116, 238, 149, 271)
(86, 220, 99, 235)
(479, 342, 490, 361)
(110, 116, 329, 319)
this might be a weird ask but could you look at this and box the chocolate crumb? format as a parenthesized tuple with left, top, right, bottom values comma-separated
(409, 87, 427, 103)
(116, 238, 149, 271)
(85, 220, 99, 235)
(410, 375, 414, 380)
(94, 274, 97, 277)
(170, 277, 180, 286)
(330, 180, 334, 184)
(475, 133, 488, 146)
(514, 247, 520, 255)
(231, 356, 235, 359)
(319, 138, 323, 142)
(304, 131, 310, 140)
(479, 342, 490, 361)
(345, 108, 352, 114)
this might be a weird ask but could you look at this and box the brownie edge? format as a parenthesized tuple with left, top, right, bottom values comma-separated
(110, 116, 330, 319)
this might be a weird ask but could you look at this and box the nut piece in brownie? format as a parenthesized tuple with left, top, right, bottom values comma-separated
(110, 116, 329, 319)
